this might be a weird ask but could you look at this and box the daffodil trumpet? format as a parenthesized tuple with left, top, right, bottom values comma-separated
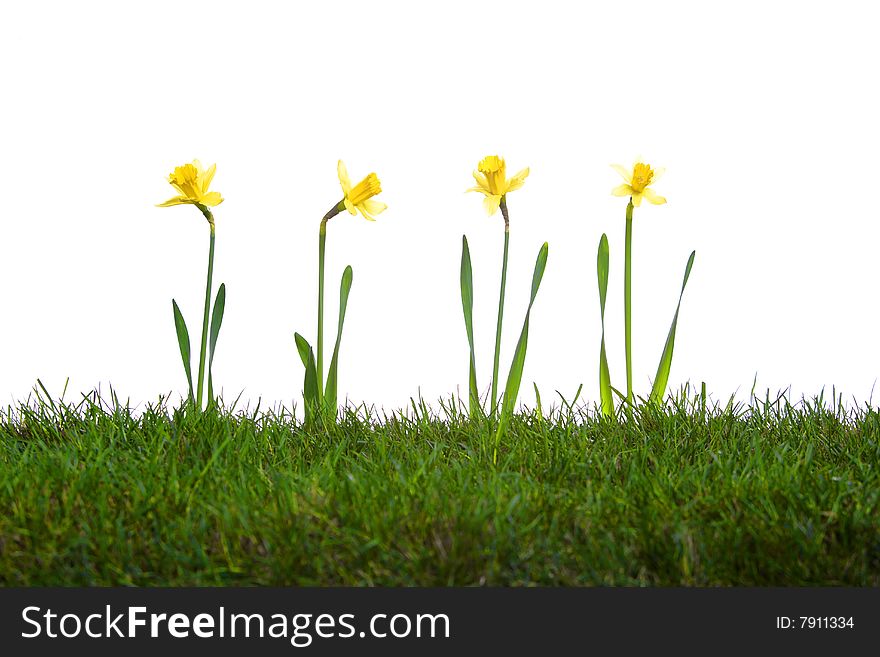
(158, 160, 226, 411)
(599, 159, 695, 416)
(465, 155, 529, 419)
(295, 161, 385, 426)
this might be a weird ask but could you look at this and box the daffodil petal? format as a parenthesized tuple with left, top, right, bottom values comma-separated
(357, 205, 378, 221)
(470, 171, 490, 194)
(483, 194, 502, 215)
(642, 188, 666, 205)
(631, 192, 644, 207)
(650, 167, 665, 184)
(344, 198, 357, 215)
(361, 199, 386, 216)
(611, 184, 633, 197)
(202, 191, 224, 206)
(466, 186, 487, 195)
(156, 196, 190, 207)
(338, 160, 352, 196)
(506, 167, 530, 193)
(201, 163, 216, 194)
(611, 164, 632, 184)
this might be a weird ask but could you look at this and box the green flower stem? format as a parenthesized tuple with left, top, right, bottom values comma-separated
(318, 201, 345, 405)
(195, 209, 216, 410)
(317, 223, 326, 402)
(491, 196, 510, 419)
(624, 199, 634, 409)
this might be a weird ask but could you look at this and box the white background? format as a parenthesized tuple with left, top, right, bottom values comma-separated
(1, 0, 879, 414)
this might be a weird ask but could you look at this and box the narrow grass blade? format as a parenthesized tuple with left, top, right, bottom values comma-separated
(171, 299, 194, 402)
(650, 250, 696, 405)
(557, 383, 584, 415)
(701, 381, 707, 423)
(294, 333, 320, 426)
(495, 242, 549, 455)
(207, 282, 226, 407)
(324, 265, 353, 418)
(460, 235, 480, 417)
(533, 382, 543, 425)
(597, 234, 613, 417)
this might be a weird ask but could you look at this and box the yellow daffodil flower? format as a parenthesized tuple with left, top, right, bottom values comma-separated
(157, 160, 224, 210)
(468, 155, 530, 215)
(611, 160, 666, 207)
(158, 159, 225, 411)
(337, 160, 386, 221)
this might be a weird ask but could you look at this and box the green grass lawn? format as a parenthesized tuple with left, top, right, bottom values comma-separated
(1, 387, 878, 586)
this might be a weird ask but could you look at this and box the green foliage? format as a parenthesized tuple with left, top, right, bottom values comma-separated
(1, 386, 878, 586)
(296, 263, 353, 427)
(324, 266, 353, 417)
(195, 232, 217, 410)
(299, 223, 355, 427)
(171, 299, 194, 402)
(596, 234, 613, 416)
(495, 242, 549, 453)
(491, 231, 511, 419)
(294, 332, 320, 427)
(606, 200, 696, 412)
(650, 251, 696, 404)
(171, 230, 221, 413)
(207, 282, 226, 408)
(459, 235, 480, 417)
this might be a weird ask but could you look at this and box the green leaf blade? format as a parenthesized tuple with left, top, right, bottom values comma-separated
(597, 234, 613, 416)
(208, 283, 226, 364)
(304, 346, 319, 428)
(172, 299, 194, 402)
(529, 241, 549, 300)
(460, 235, 480, 417)
(294, 333, 320, 426)
(496, 242, 549, 447)
(207, 282, 226, 407)
(597, 233, 610, 312)
(294, 332, 311, 368)
(650, 250, 696, 405)
(599, 340, 613, 417)
(324, 265, 353, 418)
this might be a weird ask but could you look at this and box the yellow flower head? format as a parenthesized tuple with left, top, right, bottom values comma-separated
(611, 159, 666, 207)
(157, 160, 224, 210)
(338, 160, 386, 221)
(467, 155, 530, 216)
